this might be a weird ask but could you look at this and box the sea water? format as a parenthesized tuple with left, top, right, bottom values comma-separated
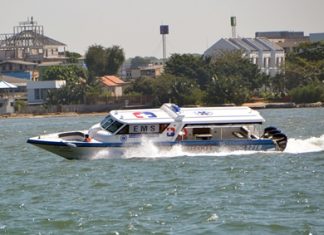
(0, 108, 323, 234)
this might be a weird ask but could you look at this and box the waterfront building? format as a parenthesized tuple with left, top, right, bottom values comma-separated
(0, 17, 66, 64)
(130, 64, 164, 79)
(100, 75, 128, 97)
(27, 80, 66, 104)
(309, 33, 324, 42)
(255, 31, 309, 53)
(204, 37, 285, 77)
(0, 60, 38, 80)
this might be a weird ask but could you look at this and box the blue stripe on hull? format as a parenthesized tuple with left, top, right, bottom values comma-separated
(27, 138, 276, 160)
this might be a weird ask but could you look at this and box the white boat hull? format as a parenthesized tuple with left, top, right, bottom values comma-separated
(27, 136, 278, 160)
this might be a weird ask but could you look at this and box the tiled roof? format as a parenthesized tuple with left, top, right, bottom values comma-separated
(100, 75, 127, 87)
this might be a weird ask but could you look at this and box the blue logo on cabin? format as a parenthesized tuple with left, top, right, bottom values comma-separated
(195, 111, 213, 116)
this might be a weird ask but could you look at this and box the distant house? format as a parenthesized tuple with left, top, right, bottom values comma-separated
(0, 17, 66, 64)
(100, 75, 128, 97)
(130, 65, 164, 79)
(27, 80, 66, 104)
(1, 74, 28, 93)
(310, 33, 324, 42)
(0, 60, 38, 80)
(0, 97, 15, 114)
(255, 31, 309, 53)
(204, 37, 285, 77)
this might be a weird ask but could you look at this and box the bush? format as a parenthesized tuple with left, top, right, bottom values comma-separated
(289, 83, 324, 103)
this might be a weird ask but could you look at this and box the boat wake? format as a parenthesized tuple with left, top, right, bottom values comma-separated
(122, 137, 260, 159)
(90, 135, 324, 160)
(284, 134, 324, 154)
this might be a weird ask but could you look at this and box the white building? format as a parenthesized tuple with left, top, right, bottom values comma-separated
(27, 80, 66, 104)
(0, 97, 15, 114)
(204, 38, 285, 77)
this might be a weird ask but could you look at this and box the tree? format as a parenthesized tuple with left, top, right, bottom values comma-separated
(65, 51, 82, 64)
(165, 54, 212, 89)
(202, 51, 265, 105)
(209, 51, 265, 92)
(85, 45, 107, 81)
(285, 42, 324, 90)
(124, 74, 204, 106)
(105, 45, 125, 75)
(41, 65, 88, 105)
(41, 64, 87, 83)
(85, 45, 125, 82)
(293, 41, 324, 61)
(205, 75, 250, 105)
(289, 82, 324, 103)
(152, 74, 202, 106)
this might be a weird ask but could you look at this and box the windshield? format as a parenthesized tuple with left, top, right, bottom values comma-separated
(100, 115, 114, 129)
(100, 115, 123, 133)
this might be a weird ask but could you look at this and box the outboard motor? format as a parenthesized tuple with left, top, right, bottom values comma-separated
(263, 126, 288, 151)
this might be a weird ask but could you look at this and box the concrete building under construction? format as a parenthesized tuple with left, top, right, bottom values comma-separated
(0, 17, 66, 64)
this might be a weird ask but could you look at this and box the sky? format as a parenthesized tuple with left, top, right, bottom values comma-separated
(1, 0, 323, 58)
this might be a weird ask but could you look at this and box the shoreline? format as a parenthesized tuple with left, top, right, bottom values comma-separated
(1, 102, 323, 119)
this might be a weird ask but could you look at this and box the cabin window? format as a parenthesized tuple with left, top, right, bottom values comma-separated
(117, 125, 129, 134)
(100, 115, 114, 129)
(100, 115, 124, 133)
(107, 121, 123, 133)
(192, 128, 211, 135)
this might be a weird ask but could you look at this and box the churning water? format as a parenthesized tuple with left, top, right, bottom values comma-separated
(0, 108, 323, 234)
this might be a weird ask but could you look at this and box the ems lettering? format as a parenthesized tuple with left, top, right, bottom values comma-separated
(141, 126, 148, 132)
(133, 126, 139, 133)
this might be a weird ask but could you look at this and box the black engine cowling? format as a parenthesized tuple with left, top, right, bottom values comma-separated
(263, 126, 288, 151)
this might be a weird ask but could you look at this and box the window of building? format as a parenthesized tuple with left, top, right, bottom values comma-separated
(34, 89, 49, 101)
(34, 89, 40, 100)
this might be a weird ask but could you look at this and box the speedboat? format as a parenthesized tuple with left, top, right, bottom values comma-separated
(27, 103, 288, 160)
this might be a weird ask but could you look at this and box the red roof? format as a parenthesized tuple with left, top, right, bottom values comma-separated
(100, 75, 126, 87)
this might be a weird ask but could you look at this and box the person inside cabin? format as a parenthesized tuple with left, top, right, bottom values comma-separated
(84, 134, 92, 142)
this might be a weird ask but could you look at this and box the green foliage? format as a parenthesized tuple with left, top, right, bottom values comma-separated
(152, 74, 203, 106)
(41, 65, 88, 105)
(14, 99, 27, 112)
(41, 64, 87, 84)
(85, 45, 125, 81)
(65, 51, 82, 63)
(205, 75, 250, 105)
(165, 54, 212, 89)
(124, 77, 154, 96)
(127, 51, 266, 106)
(210, 51, 265, 91)
(285, 42, 324, 90)
(289, 82, 324, 103)
(292, 41, 324, 61)
(85, 45, 107, 80)
(201, 51, 265, 105)
(125, 74, 204, 106)
(105, 45, 126, 75)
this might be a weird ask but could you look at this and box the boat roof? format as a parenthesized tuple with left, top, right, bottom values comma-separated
(109, 103, 265, 125)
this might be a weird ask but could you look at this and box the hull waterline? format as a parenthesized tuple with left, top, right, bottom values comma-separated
(27, 138, 277, 160)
